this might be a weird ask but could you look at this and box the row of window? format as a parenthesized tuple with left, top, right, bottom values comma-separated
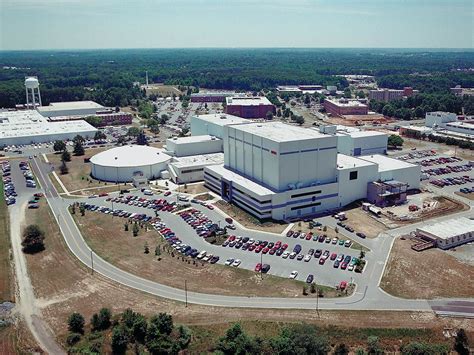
(181, 167, 204, 174)
(290, 201, 321, 211)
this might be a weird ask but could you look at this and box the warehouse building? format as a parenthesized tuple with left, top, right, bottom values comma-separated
(0, 109, 97, 147)
(90, 145, 171, 182)
(165, 135, 222, 157)
(204, 121, 419, 221)
(416, 217, 474, 250)
(225, 97, 275, 119)
(333, 125, 388, 156)
(37, 100, 104, 118)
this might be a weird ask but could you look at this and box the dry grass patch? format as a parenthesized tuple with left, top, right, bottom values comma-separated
(381, 237, 474, 299)
(176, 182, 210, 195)
(343, 207, 388, 238)
(0, 180, 12, 302)
(72, 210, 338, 298)
(215, 200, 289, 234)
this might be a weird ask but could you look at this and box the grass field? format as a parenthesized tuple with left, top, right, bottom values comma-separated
(0, 179, 12, 302)
(71, 210, 340, 298)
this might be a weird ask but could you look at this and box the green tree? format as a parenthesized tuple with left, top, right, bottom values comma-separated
(266, 111, 274, 120)
(454, 329, 469, 355)
(79, 204, 85, 216)
(61, 150, 71, 162)
(73, 140, 85, 156)
(67, 312, 85, 334)
(53, 140, 66, 152)
(128, 126, 141, 137)
(91, 308, 112, 331)
(176, 325, 192, 350)
(334, 343, 349, 355)
(150, 313, 173, 335)
(94, 130, 106, 140)
(216, 323, 261, 355)
(132, 222, 139, 237)
(136, 132, 148, 145)
(270, 323, 329, 354)
(111, 324, 129, 354)
(60, 160, 69, 175)
(22, 224, 45, 254)
(388, 134, 404, 148)
(73, 135, 85, 144)
(367, 336, 383, 354)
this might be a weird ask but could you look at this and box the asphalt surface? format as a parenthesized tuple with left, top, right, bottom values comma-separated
(20, 154, 473, 314)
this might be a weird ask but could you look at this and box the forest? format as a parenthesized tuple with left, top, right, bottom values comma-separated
(1, 48, 473, 108)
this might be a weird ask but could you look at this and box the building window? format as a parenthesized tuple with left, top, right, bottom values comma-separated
(349, 171, 358, 180)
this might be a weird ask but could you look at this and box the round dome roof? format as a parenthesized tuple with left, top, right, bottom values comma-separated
(25, 77, 39, 88)
(90, 145, 171, 168)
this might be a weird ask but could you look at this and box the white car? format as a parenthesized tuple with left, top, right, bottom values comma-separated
(289, 271, 298, 279)
(225, 258, 234, 266)
(282, 251, 290, 259)
(347, 264, 354, 271)
(203, 254, 212, 262)
(197, 251, 207, 259)
(303, 254, 312, 262)
(232, 259, 241, 267)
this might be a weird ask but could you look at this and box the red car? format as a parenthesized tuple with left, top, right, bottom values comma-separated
(255, 246, 262, 253)
(330, 253, 337, 260)
(262, 247, 269, 254)
(248, 245, 256, 251)
(341, 262, 348, 270)
(254, 263, 262, 272)
(305, 233, 312, 240)
(269, 248, 276, 255)
(207, 205, 214, 210)
(164, 191, 171, 196)
(319, 258, 326, 265)
(281, 243, 288, 250)
(228, 235, 236, 241)
(275, 241, 282, 249)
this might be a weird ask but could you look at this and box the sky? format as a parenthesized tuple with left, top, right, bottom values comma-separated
(0, 0, 473, 50)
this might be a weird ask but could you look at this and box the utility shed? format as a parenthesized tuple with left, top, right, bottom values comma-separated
(416, 217, 474, 250)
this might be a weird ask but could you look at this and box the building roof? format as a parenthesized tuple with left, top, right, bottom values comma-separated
(226, 96, 273, 106)
(231, 122, 330, 143)
(90, 145, 171, 168)
(400, 125, 433, 133)
(0, 110, 97, 140)
(193, 113, 250, 127)
(206, 164, 274, 195)
(167, 135, 220, 144)
(344, 130, 387, 138)
(336, 154, 377, 170)
(325, 98, 367, 108)
(170, 153, 224, 169)
(358, 154, 419, 172)
(446, 121, 474, 130)
(37, 100, 103, 114)
(417, 217, 474, 240)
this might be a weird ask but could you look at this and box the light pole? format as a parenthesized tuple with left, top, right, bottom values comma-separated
(90, 250, 94, 275)
(260, 251, 263, 280)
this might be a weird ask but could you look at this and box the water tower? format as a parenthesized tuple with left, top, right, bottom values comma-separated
(25, 76, 42, 109)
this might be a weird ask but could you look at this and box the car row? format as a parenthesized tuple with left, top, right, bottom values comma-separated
(20, 161, 37, 188)
(105, 195, 178, 212)
(430, 175, 473, 188)
(459, 187, 474, 194)
(397, 150, 436, 161)
(423, 164, 472, 177)
(417, 156, 463, 167)
(177, 208, 220, 238)
(2, 161, 16, 205)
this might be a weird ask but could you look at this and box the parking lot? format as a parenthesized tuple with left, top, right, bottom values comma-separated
(74, 190, 372, 288)
(397, 150, 474, 197)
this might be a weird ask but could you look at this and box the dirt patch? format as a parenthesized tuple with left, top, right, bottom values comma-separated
(72, 210, 338, 298)
(342, 206, 388, 239)
(215, 200, 289, 234)
(46, 147, 109, 191)
(68, 184, 130, 197)
(176, 182, 210, 195)
(0, 318, 40, 354)
(194, 193, 214, 201)
(381, 237, 474, 299)
(455, 191, 474, 201)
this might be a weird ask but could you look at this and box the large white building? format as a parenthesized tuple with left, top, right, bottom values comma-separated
(0, 109, 97, 147)
(37, 101, 104, 118)
(204, 121, 420, 221)
(333, 125, 388, 156)
(90, 145, 171, 182)
(425, 111, 457, 128)
(168, 153, 224, 184)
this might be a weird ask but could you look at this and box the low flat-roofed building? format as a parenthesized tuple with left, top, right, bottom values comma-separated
(416, 217, 474, 250)
(323, 98, 368, 116)
(225, 96, 275, 119)
(358, 154, 421, 190)
(334, 125, 388, 156)
(168, 153, 224, 184)
(0, 109, 97, 147)
(165, 135, 223, 157)
(190, 92, 237, 102)
(37, 100, 104, 118)
(190, 113, 251, 138)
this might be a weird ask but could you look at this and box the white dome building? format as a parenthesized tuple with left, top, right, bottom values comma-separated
(90, 145, 171, 182)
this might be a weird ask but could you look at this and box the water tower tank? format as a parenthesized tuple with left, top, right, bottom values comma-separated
(25, 77, 39, 89)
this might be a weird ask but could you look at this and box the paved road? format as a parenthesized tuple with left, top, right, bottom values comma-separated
(26, 156, 474, 313)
